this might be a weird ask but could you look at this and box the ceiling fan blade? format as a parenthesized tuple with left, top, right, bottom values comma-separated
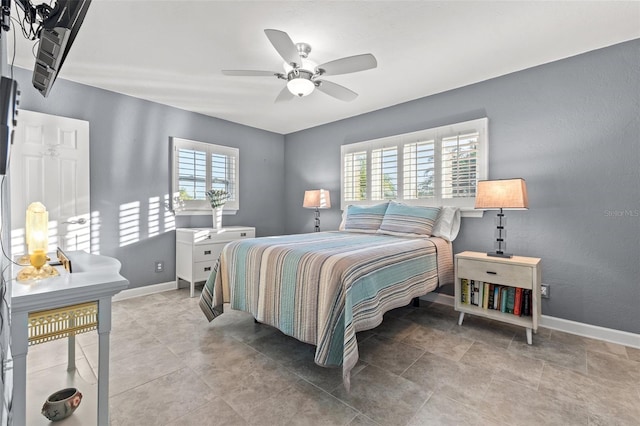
(222, 70, 280, 77)
(316, 80, 358, 102)
(317, 54, 377, 76)
(264, 29, 301, 66)
(275, 86, 295, 103)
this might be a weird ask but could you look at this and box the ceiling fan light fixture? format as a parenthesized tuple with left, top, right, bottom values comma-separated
(287, 77, 315, 97)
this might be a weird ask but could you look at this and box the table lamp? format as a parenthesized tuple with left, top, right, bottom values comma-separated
(303, 189, 331, 232)
(475, 178, 528, 258)
(17, 202, 59, 281)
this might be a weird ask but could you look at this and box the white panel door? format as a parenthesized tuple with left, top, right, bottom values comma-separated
(10, 110, 90, 256)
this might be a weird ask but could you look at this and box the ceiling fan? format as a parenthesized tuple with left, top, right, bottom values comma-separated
(222, 29, 377, 102)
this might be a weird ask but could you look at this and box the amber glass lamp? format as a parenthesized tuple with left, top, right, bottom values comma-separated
(17, 202, 59, 281)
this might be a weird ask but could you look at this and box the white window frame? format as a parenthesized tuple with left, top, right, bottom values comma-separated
(171, 137, 240, 215)
(340, 118, 488, 217)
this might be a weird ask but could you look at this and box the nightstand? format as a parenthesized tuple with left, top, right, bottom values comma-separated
(454, 251, 541, 344)
(176, 226, 255, 297)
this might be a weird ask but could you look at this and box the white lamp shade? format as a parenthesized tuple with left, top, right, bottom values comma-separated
(475, 178, 528, 209)
(303, 189, 331, 209)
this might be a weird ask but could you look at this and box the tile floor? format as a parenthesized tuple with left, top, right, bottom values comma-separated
(25, 287, 640, 425)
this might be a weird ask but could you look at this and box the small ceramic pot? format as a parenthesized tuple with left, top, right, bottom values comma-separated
(41, 388, 83, 422)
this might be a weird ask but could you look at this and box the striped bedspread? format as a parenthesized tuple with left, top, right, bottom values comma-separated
(199, 231, 453, 389)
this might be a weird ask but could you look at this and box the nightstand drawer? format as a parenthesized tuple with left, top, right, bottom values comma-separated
(194, 243, 224, 263)
(457, 258, 532, 287)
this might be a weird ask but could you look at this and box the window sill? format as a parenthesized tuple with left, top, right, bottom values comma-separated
(174, 209, 238, 216)
(460, 209, 484, 218)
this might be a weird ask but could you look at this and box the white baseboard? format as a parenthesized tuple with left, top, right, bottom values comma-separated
(113, 281, 177, 301)
(539, 315, 640, 349)
(420, 293, 640, 349)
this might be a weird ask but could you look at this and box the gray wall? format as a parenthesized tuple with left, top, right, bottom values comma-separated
(284, 39, 640, 334)
(13, 67, 286, 289)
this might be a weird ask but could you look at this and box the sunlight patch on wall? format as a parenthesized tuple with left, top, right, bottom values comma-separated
(48, 221, 59, 253)
(11, 228, 25, 258)
(91, 211, 101, 254)
(148, 196, 160, 238)
(164, 193, 176, 232)
(119, 201, 140, 247)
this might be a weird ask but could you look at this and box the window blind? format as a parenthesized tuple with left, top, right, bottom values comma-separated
(403, 139, 435, 199)
(178, 148, 207, 200)
(211, 153, 236, 201)
(343, 151, 367, 202)
(441, 132, 478, 199)
(371, 147, 398, 200)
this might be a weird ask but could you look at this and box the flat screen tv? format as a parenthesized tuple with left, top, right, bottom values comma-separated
(0, 77, 19, 176)
(15, 0, 91, 97)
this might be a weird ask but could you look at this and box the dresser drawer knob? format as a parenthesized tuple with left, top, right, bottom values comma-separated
(204, 250, 211, 255)
(204, 266, 211, 272)
(486, 271, 497, 275)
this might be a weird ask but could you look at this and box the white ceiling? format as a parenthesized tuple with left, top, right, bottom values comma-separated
(8, 1, 640, 134)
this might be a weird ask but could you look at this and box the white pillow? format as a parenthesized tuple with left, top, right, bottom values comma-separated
(431, 206, 461, 241)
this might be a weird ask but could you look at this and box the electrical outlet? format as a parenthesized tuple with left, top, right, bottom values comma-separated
(541, 283, 550, 298)
(155, 261, 164, 273)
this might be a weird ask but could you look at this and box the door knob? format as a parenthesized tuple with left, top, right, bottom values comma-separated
(63, 218, 88, 225)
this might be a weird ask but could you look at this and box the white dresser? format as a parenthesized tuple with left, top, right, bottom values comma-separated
(176, 226, 255, 297)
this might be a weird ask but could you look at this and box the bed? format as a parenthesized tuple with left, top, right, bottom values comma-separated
(199, 202, 460, 389)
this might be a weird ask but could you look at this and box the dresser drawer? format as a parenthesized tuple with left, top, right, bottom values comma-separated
(193, 229, 255, 245)
(457, 258, 532, 288)
(194, 261, 216, 282)
(193, 243, 224, 263)
(220, 229, 254, 241)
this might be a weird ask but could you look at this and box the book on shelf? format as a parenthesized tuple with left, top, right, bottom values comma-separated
(513, 287, 523, 316)
(487, 284, 495, 309)
(493, 285, 501, 310)
(523, 289, 531, 316)
(477, 281, 484, 307)
(500, 287, 508, 312)
(505, 287, 516, 314)
(461, 278, 469, 304)
(483, 282, 490, 309)
(471, 280, 479, 306)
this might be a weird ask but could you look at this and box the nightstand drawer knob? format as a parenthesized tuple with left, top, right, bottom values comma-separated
(486, 271, 497, 275)
(204, 250, 211, 255)
(204, 266, 211, 272)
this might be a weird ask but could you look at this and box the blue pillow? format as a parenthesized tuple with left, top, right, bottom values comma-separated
(378, 202, 441, 237)
(343, 202, 389, 233)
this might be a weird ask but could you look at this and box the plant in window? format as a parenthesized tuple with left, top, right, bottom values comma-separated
(206, 189, 229, 209)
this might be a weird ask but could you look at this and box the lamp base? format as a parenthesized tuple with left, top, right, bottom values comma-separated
(487, 251, 513, 259)
(17, 264, 60, 282)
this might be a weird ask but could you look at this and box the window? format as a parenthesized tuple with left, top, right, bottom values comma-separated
(341, 118, 488, 214)
(171, 137, 239, 214)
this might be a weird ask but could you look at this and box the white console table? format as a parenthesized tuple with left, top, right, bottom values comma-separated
(10, 252, 129, 426)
